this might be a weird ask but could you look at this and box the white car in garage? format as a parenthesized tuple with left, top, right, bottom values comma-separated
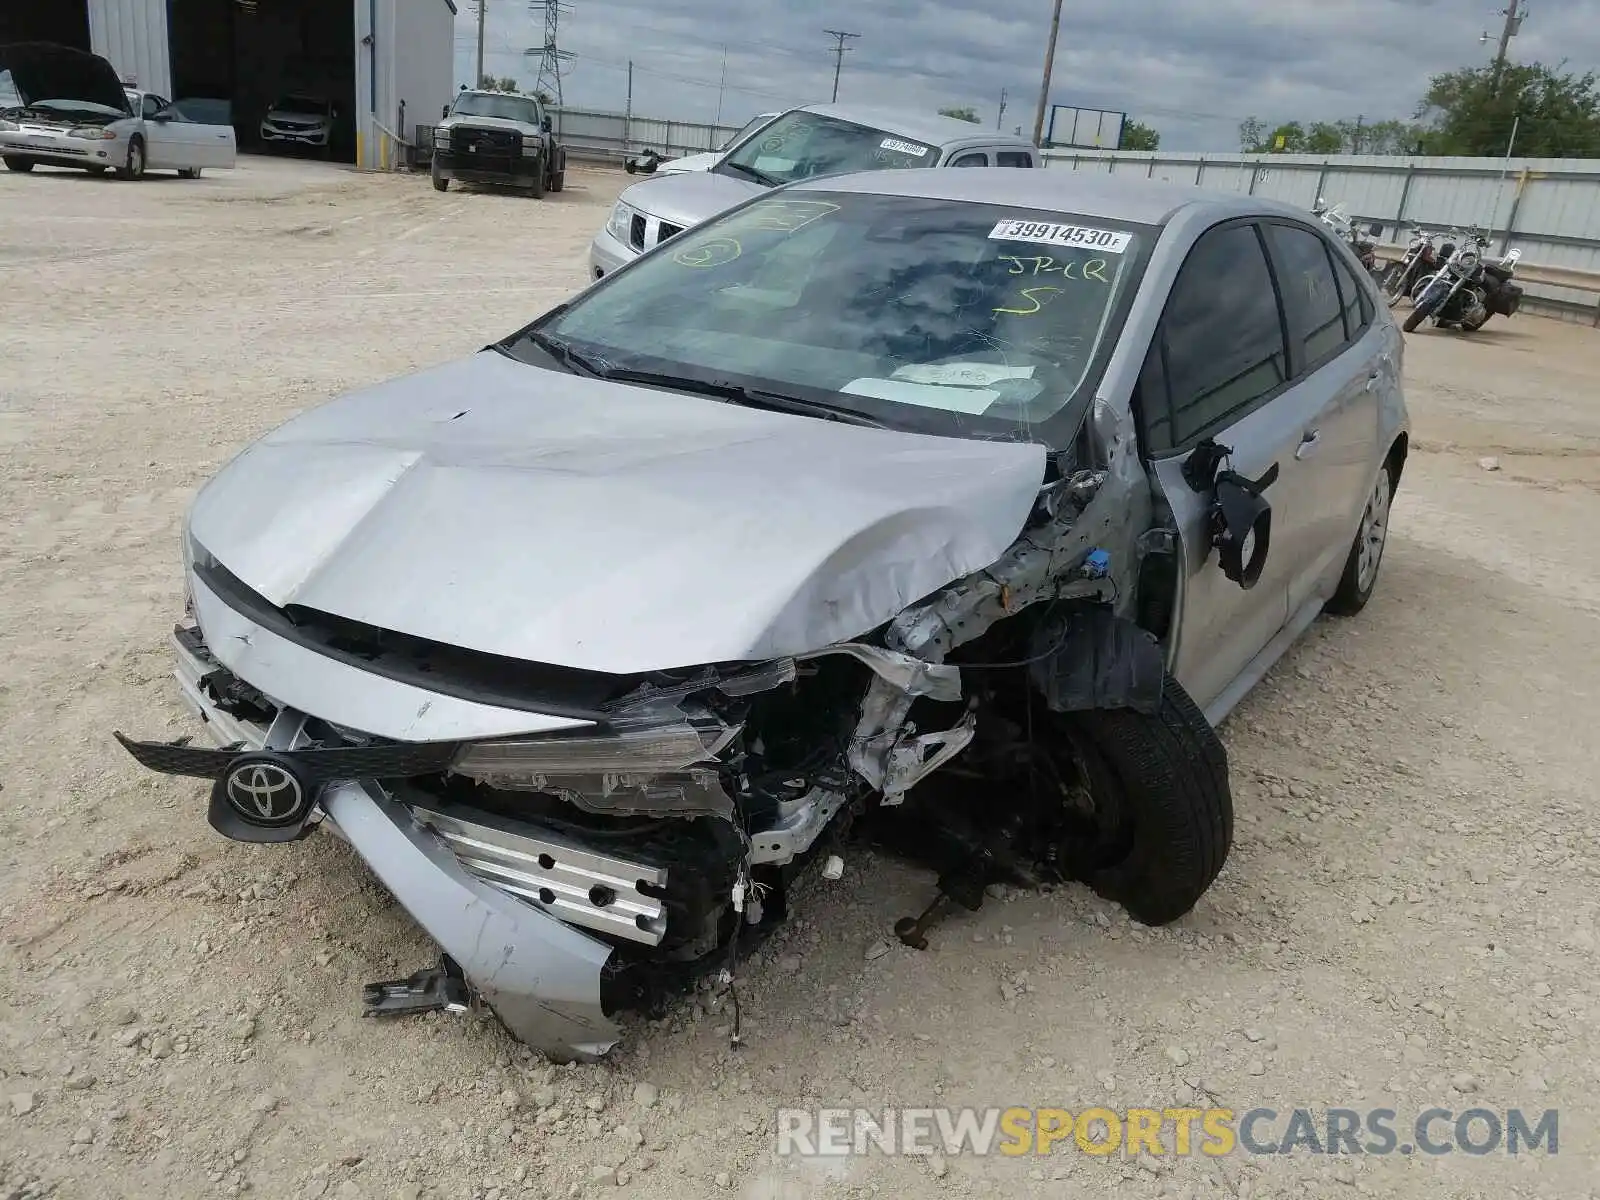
(0, 42, 236, 180)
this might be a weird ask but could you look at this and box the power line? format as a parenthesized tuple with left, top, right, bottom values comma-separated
(824, 29, 860, 104)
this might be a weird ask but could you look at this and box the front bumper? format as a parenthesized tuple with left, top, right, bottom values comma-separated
(0, 132, 120, 168)
(588, 227, 635, 279)
(125, 620, 625, 1059)
(260, 123, 329, 146)
(433, 150, 542, 186)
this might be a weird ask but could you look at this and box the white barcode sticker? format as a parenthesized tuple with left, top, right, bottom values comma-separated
(880, 137, 930, 157)
(989, 219, 1131, 254)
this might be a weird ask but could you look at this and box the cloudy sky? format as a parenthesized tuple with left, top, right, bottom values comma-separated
(452, 0, 1599, 150)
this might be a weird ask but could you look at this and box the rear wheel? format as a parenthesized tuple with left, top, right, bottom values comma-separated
(1325, 462, 1394, 616)
(1037, 675, 1233, 926)
(178, 167, 202, 179)
(549, 169, 565, 193)
(3, 156, 35, 172)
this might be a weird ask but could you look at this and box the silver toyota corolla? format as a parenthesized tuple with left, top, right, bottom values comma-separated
(118, 169, 1407, 1061)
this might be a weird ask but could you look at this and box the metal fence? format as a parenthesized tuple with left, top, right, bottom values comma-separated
(550, 105, 748, 164)
(1042, 148, 1600, 322)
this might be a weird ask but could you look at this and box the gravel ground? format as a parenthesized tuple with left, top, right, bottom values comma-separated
(2, 156, 1598, 1200)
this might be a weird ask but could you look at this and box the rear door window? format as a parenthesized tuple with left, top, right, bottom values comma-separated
(995, 150, 1035, 168)
(1263, 223, 1348, 373)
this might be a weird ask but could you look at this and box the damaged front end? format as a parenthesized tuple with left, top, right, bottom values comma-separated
(118, 375, 1222, 1061)
(116, 583, 1004, 1059)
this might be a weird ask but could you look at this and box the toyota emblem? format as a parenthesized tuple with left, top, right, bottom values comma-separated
(222, 757, 308, 827)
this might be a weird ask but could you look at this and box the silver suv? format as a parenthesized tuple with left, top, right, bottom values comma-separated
(590, 103, 1040, 277)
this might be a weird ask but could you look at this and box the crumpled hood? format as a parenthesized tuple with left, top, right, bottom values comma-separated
(619, 170, 766, 231)
(188, 352, 1046, 675)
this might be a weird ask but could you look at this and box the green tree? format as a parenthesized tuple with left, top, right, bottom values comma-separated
(1416, 61, 1600, 157)
(1120, 119, 1160, 150)
(480, 75, 522, 93)
(939, 106, 980, 124)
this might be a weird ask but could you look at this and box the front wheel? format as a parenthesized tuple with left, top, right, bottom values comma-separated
(3, 155, 35, 172)
(527, 155, 546, 198)
(1380, 263, 1406, 305)
(1044, 675, 1233, 926)
(1402, 293, 1440, 333)
(431, 163, 449, 191)
(116, 137, 145, 180)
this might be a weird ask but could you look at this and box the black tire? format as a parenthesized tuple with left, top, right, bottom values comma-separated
(1055, 674, 1233, 926)
(1325, 460, 1395, 617)
(431, 163, 449, 191)
(87, 165, 108, 175)
(528, 155, 546, 198)
(4, 156, 35, 172)
(116, 136, 145, 180)
(549, 169, 565, 193)
(178, 167, 202, 179)
(1402, 295, 1438, 333)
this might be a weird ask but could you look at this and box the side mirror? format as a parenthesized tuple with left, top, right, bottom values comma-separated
(442, 104, 450, 119)
(1368, 221, 1383, 236)
(541, 116, 552, 132)
(151, 111, 173, 123)
(1182, 439, 1279, 590)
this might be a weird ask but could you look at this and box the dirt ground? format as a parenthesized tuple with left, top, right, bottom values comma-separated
(2, 156, 1598, 1200)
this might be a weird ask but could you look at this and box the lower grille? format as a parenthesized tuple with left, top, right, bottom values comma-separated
(410, 801, 668, 946)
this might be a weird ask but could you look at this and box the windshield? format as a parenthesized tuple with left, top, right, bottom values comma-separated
(514, 191, 1148, 440)
(719, 112, 775, 151)
(719, 111, 938, 186)
(274, 94, 330, 115)
(451, 92, 541, 123)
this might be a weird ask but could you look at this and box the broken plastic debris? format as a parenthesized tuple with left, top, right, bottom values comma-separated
(822, 855, 845, 881)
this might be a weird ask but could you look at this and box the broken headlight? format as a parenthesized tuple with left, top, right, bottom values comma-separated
(451, 709, 739, 789)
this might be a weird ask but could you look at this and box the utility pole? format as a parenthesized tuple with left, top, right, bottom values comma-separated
(1484, 1, 1527, 93)
(996, 87, 1008, 130)
(1031, 0, 1064, 147)
(716, 45, 727, 125)
(624, 59, 633, 151)
(1353, 114, 1363, 154)
(824, 29, 860, 103)
(475, 0, 487, 88)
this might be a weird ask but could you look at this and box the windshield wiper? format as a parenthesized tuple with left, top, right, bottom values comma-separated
(513, 328, 606, 377)
(597, 368, 883, 427)
(720, 160, 778, 187)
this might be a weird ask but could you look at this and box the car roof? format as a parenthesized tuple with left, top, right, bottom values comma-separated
(788, 167, 1313, 228)
(796, 103, 1036, 149)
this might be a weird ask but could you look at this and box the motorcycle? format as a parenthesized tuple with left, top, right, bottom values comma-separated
(1402, 231, 1524, 333)
(1381, 228, 1447, 306)
(1312, 198, 1381, 276)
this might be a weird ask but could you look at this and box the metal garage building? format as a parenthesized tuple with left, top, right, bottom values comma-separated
(0, 0, 455, 169)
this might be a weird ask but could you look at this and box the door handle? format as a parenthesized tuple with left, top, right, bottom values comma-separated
(1295, 429, 1321, 460)
(1365, 370, 1382, 391)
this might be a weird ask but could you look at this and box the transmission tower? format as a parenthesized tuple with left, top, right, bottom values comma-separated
(524, 1, 575, 105)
